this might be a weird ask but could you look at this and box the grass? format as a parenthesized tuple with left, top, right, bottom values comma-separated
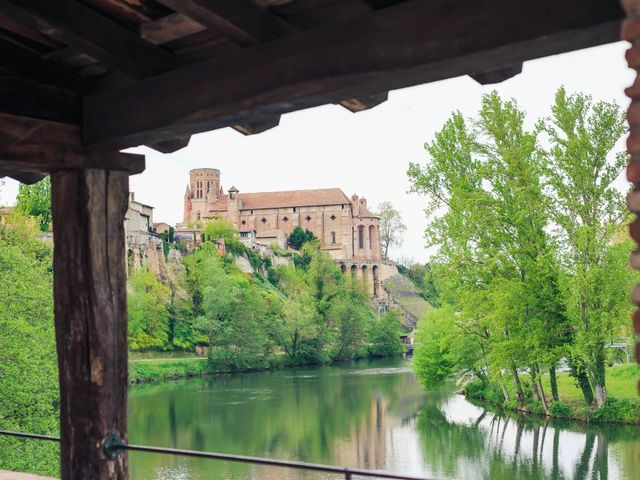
(541, 363, 639, 405)
(465, 363, 640, 424)
(129, 354, 209, 383)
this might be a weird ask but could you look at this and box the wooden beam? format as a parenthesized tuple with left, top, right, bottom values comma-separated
(83, 0, 624, 149)
(148, 134, 192, 153)
(232, 115, 280, 135)
(0, 113, 144, 175)
(470, 63, 523, 85)
(339, 92, 388, 112)
(0, 0, 178, 79)
(140, 13, 206, 45)
(156, 0, 295, 45)
(0, 75, 80, 123)
(51, 168, 129, 479)
(0, 34, 84, 88)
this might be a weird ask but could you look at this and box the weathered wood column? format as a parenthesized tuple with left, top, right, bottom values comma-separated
(0, 113, 144, 479)
(51, 169, 129, 479)
(622, 0, 640, 398)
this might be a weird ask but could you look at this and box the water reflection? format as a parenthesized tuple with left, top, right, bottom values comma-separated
(128, 359, 639, 480)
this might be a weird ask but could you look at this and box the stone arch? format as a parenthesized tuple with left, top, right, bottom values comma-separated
(372, 265, 380, 297)
(350, 264, 357, 277)
(340, 264, 347, 274)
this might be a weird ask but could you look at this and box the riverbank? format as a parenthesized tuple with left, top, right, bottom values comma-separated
(463, 364, 640, 424)
(128, 352, 405, 384)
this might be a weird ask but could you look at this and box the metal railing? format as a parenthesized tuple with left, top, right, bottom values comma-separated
(0, 429, 435, 480)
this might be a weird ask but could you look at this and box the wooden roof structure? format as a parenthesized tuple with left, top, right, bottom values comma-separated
(0, 1, 638, 479)
(0, 0, 625, 172)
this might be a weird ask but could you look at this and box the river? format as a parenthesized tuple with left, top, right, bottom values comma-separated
(128, 358, 639, 480)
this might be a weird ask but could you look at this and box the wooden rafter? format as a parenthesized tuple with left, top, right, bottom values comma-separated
(156, 0, 296, 46)
(82, 0, 624, 150)
(0, 0, 178, 79)
(0, 113, 144, 176)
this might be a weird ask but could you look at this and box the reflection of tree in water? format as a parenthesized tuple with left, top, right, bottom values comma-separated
(415, 399, 639, 480)
(129, 360, 410, 478)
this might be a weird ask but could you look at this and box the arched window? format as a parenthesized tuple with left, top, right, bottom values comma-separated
(358, 225, 364, 249)
(369, 225, 375, 249)
(331, 231, 336, 244)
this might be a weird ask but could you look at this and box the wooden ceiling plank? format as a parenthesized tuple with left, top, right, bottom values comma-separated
(83, 0, 624, 149)
(156, 0, 295, 45)
(0, 113, 145, 175)
(140, 13, 206, 45)
(0, 75, 80, 123)
(0, 35, 84, 88)
(0, 0, 177, 79)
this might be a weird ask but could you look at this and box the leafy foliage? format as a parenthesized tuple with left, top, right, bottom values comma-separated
(0, 212, 59, 475)
(287, 226, 316, 250)
(376, 201, 407, 259)
(408, 88, 636, 416)
(15, 177, 52, 231)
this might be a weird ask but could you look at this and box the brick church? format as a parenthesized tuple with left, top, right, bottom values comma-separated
(179, 168, 382, 264)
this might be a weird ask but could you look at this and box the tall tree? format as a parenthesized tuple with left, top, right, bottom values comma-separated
(376, 201, 407, 260)
(539, 87, 631, 407)
(15, 177, 52, 231)
(408, 92, 566, 409)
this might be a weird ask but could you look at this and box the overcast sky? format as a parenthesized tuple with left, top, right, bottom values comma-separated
(0, 41, 633, 262)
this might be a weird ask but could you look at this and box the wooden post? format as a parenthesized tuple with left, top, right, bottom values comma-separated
(622, 0, 640, 400)
(51, 169, 129, 479)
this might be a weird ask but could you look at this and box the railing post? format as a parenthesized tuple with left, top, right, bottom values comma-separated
(51, 168, 130, 479)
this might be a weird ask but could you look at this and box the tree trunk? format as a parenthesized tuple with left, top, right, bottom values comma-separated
(500, 382, 510, 402)
(538, 378, 549, 415)
(592, 346, 607, 407)
(570, 358, 595, 405)
(549, 365, 559, 402)
(511, 365, 525, 410)
(530, 366, 541, 402)
(51, 169, 129, 479)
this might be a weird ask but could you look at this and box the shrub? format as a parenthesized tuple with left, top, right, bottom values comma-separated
(590, 397, 640, 423)
(549, 401, 572, 418)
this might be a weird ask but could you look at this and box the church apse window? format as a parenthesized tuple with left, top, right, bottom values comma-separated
(358, 225, 364, 249)
(331, 231, 336, 244)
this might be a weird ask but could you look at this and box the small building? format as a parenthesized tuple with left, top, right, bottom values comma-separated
(153, 222, 171, 235)
(125, 193, 164, 275)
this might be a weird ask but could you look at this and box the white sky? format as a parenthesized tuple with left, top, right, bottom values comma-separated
(0, 41, 634, 262)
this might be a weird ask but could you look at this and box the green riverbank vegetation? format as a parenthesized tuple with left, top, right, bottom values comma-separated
(127, 220, 405, 380)
(408, 88, 640, 423)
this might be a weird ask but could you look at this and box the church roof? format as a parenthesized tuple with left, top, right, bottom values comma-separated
(239, 188, 351, 210)
(207, 188, 352, 213)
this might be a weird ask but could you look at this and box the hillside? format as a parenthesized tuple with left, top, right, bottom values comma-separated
(382, 274, 432, 328)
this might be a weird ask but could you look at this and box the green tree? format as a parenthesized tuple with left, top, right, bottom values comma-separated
(540, 87, 631, 406)
(287, 226, 316, 250)
(376, 201, 406, 260)
(15, 177, 52, 231)
(128, 268, 171, 350)
(0, 211, 59, 476)
(413, 307, 456, 390)
(408, 92, 566, 410)
(368, 310, 405, 358)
